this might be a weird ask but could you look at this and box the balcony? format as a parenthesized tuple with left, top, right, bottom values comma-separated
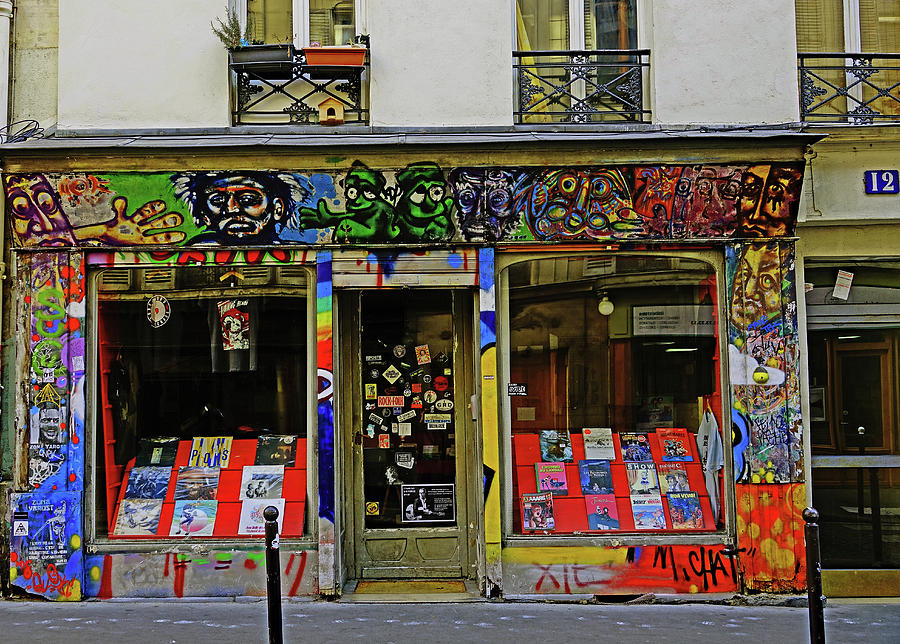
(513, 49, 650, 125)
(799, 52, 900, 124)
(230, 40, 369, 126)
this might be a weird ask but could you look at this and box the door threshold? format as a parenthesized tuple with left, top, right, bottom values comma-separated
(339, 579, 485, 602)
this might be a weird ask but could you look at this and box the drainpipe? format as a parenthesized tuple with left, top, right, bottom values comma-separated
(0, 0, 11, 128)
(0, 0, 10, 479)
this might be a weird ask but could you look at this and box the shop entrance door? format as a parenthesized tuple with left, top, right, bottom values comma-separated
(342, 289, 476, 580)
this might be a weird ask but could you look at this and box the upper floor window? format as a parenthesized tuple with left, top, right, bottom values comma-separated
(243, 0, 358, 45)
(516, 0, 637, 51)
(797, 0, 900, 122)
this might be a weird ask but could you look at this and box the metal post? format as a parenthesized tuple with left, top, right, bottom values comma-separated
(264, 505, 283, 644)
(803, 507, 826, 644)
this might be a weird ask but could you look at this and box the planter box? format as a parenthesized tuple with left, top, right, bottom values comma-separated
(302, 46, 367, 67)
(229, 44, 294, 80)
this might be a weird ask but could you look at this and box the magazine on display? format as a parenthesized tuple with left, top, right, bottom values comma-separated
(169, 500, 218, 536)
(134, 437, 180, 467)
(619, 432, 653, 462)
(187, 436, 232, 468)
(630, 495, 667, 530)
(255, 435, 298, 466)
(535, 462, 568, 496)
(658, 427, 693, 462)
(123, 466, 172, 500)
(239, 465, 285, 499)
(522, 492, 555, 531)
(173, 467, 219, 501)
(539, 429, 573, 462)
(114, 499, 163, 536)
(658, 463, 691, 494)
(626, 462, 660, 495)
(584, 494, 620, 530)
(582, 427, 615, 460)
(667, 492, 704, 529)
(238, 498, 285, 535)
(578, 459, 614, 495)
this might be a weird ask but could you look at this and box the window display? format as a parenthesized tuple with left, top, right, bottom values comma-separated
(95, 265, 310, 539)
(506, 254, 724, 536)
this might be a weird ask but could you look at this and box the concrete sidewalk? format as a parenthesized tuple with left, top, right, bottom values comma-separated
(0, 597, 895, 643)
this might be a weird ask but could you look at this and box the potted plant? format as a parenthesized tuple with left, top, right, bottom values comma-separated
(212, 8, 294, 77)
(302, 43, 367, 67)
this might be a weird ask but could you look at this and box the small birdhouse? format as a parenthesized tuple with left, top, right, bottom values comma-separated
(318, 98, 345, 125)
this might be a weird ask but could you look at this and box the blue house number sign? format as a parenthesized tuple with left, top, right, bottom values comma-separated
(864, 170, 899, 194)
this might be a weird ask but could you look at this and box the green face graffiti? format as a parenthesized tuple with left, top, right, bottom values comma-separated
(394, 163, 454, 241)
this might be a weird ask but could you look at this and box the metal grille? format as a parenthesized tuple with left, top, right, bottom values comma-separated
(799, 52, 900, 124)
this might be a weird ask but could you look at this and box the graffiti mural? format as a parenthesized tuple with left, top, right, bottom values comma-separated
(82, 550, 316, 598)
(502, 544, 738, 595)
(5, 163, 804, 247)
(726, 242, 803, 484)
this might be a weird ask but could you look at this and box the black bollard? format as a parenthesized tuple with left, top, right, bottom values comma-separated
(803, 507, 826, 644)
(264, 505, 283, 644)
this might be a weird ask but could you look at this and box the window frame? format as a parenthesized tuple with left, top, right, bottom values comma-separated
(512, 0, 645, 52)
(235, 0, 366, 47)
(496, 249, 735, 547)
(84, 261, 320, 551)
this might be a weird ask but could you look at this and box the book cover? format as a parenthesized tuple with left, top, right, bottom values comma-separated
(539, 429, 573, 462)
(255, 435, 298, 466)
(124, 466, 172, 500)
(658, 463, 691, 494)
(134, 437, 180, 467)
(619, 432, 653, 462)
(239, 465, 285, 499)
(522, 492, 555, 531)
(173, 467, 220, 501)
(582, 427, 615, 460)
(659, 427, 694, 462)
(667, 491, 704, 529)
(627, 462, 659, 495)
(535, 462, 568, 496)
(631, 495, 667, 530)
(188, 436, 232, 468)
(585, 494, 620, 530)
(578, 459, 614, 495)
(114, 499, 163, 536)
(169, 500, 218, 536)
(238, 498, 286, 535)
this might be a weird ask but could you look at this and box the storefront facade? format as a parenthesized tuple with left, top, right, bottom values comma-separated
(2, 137, 812, 599)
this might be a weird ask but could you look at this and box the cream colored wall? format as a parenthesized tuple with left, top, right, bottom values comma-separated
(365, 0, 512, 127)
(10, 0, 58, 129)
(648, 0, 799, 125)
(800, 137, 900, 223)
(57, 0, 229, 130)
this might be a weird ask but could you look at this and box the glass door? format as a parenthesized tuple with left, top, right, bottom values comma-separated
(343, 289, 474, 579)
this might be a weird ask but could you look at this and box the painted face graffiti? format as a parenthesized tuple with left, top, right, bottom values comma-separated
(449, 168, 524, 241)
(4, 174, 75, 245)
(730, 244, 787, 332)
(394, 162, 454, 241)
(738, 165, 803, 237)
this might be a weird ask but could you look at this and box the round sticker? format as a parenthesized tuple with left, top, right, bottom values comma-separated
(146, 295, 171, 328)
(424, 390, 438, 404)
(393, 345, 406, 358)
(423, 374, 432, 384)
(369, 369, 380, 380)
(433, 375, 450, 392)
(435, 399, 454, 411)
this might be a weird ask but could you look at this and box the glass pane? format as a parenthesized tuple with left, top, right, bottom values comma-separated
(310, 0, 356, 46)
(517, 0, 569, 50)
(96, 266, 309, 539)
(248, 0, 293, 44)
(361, 291, 458, 528)
(584, 0, 636, 49)
(860, 1, 900, 117)
(795, 0, 844, 51)
(813, 466, 900, 568)
(507, 255, 722, 535)
(840, 354, 886, 450)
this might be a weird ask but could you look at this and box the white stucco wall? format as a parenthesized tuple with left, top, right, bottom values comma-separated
(366, 0, 513, 128)
(648, 0, 800, 125)
(58, 0, 229, 130)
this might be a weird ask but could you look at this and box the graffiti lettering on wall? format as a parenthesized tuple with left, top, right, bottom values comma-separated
(727, 242, 802, 484)
(735, 482, 806, 593)
(9, 492, 83, 600)
(82, 550, 314, 598)
(502, 544, 738, 595)
(5, 163, 804, 247)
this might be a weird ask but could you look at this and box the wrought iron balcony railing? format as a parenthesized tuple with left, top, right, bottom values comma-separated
(799, 52, 900, 124)
(230, 40, 369, 126)
(513, 49, 650, 124)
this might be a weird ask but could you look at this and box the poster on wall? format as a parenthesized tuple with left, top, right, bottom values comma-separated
(400, 484, 456, 523)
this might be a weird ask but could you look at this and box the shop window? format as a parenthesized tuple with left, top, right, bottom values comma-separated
(93, 265, 311, 540)
(504, 254, 724, 536)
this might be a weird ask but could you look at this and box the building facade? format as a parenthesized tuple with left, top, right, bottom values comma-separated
(2, 0, 892, 601)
